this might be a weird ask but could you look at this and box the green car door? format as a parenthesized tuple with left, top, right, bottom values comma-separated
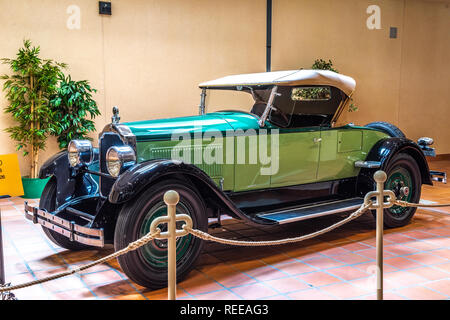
(233, 130, 272, 191)
(270, 128, 321, 188)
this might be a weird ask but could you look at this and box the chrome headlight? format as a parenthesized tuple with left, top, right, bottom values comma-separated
(67, 140, 93, 167)
(106, 145, 136, 177)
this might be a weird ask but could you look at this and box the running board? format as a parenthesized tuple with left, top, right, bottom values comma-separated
(257, 198, 364, 224)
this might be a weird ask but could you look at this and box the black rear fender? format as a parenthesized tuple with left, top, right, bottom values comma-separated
(357, 137, 432, 196)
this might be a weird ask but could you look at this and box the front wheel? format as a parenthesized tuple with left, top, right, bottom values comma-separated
(39, 178, 92, 251)
(114, 179, 207, 289)
(380, 153, 422, 228)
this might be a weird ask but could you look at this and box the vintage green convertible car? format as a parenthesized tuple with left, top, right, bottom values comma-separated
(24, 69, 444, 289)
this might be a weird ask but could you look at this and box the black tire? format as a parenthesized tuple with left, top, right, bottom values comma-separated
(39, 178, 91, 251)
(378, 153, 422, 228)
(114, 179, 207, 289)
(365, 121, 406, 138)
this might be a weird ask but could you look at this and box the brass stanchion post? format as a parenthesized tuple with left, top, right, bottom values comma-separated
(374, 171, 386, 300)
(150, 191, 191, 301)
(164, 190, 179, 301)
(364, 171, 396, 301)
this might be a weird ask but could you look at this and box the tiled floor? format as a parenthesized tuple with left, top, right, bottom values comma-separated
(1, 157, 450, 300)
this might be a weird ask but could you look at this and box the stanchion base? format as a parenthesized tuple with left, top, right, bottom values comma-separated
(1, 284, 18, 300)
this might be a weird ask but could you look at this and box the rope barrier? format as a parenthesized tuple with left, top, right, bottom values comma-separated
(2, 183, 450, 296)
(0, 230, 160, 293)
(186, 202, 372, 246)
(392, 199, 450, 208)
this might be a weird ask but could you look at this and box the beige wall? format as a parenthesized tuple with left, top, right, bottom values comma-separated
(273, 0, 404, 126)
(0, 0, 449, 176)
(0, 0, 265, 175)
(272, 0, 450, 152)
(398, 0, 450, 152)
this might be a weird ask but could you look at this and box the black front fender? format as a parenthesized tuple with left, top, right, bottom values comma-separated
(39, 150, 67, 179)
(39, 149, 99, 207)
(108, 159, 273, 225)
(357, 137, 432, 196)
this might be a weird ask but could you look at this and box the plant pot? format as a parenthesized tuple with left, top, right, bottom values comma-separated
(21, 176, 50, 199)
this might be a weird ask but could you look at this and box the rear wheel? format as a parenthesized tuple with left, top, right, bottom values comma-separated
(39, 178, 91, 250)
(380, 153, 422, 228)
(114, 179, 207, 289)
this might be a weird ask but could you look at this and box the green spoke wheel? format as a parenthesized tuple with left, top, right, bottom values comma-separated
(114, 179, 207, 289)
(139, 202, 193, 268)
(386, 167, 413, 216)
(380, 153, 422, 228)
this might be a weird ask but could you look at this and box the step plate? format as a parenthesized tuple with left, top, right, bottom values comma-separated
(257, 198, 364, 224)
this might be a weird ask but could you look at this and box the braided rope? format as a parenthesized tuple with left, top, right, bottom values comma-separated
(3, 196, 450, 294)
(0, 230, 160, 293)
(186, 202, 372, 246)
(392, 199, 450, 208)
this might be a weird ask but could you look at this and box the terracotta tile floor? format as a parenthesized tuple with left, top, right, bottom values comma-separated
(1, 157, 450, 300)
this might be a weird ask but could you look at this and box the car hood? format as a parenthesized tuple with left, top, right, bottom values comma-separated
(123, 111, 265, 141)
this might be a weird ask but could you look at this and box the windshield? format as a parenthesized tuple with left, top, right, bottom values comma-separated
(203, 86, 272, 117)
(202, 85, 345, 127)
(267, 86, 346, 128)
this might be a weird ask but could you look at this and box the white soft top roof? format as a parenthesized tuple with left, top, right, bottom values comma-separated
(199, 69, 356, 96)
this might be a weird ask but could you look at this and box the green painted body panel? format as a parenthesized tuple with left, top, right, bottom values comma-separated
(270, 129, 320, 187)
(127, 112, 389, 192)
(137, 136, 235, 190)
(317, 127, 388, 182)
(124, 114, 235, 141)
(233, 134, 271, 191)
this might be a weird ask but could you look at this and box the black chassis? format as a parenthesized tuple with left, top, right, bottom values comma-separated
(29, 136, 433, 247)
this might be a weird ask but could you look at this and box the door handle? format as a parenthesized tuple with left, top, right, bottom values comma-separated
(314, 137, 322, 143)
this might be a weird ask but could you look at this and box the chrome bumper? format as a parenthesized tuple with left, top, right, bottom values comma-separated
(24, 202, 104, 247)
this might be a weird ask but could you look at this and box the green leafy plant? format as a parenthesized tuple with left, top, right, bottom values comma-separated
(312, 59, 339, 73)
(50, 74, 100, 149)
(347, 101, 358, 112)
(1, 40, 66, 178)
(293, 59, 338, 101)
(292, 86, 331, 101)
(312, 59, 358, 112)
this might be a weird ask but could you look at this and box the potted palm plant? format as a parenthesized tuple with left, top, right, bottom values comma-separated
(1, 40, 66, 198)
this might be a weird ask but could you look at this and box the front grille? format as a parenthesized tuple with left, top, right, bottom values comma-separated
(99, 132, 124, 196)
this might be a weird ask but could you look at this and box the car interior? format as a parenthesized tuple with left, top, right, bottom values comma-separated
(249, 85, 346, 128)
